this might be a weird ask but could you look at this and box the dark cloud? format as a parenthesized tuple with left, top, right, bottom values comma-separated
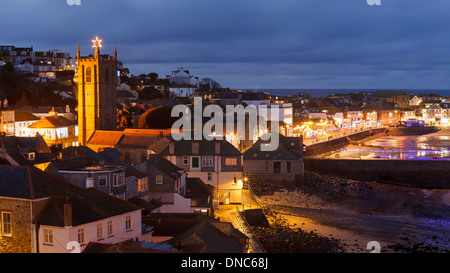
(1, 0, 450, 89)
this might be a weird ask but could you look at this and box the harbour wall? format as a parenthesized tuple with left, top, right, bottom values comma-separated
(304, 158, 450, 189)
(304, 126, 437, 157)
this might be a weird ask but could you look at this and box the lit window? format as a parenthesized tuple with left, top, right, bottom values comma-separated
(225, 158, 237, 165)
(139, 178, 148, 192)
(156, 175, 163, 184)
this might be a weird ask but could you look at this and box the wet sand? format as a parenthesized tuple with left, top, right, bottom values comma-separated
(258, 181, 450, 253)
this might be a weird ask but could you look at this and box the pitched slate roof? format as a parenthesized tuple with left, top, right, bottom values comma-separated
(0, 136, 54, 166)
(243, 133, 302, 161)
(147, 154, 182, 179)
(363, 100, 397, 111)
(185, 177, 214, 208)
(165, 219, 248, 253)
(14, 111, 40, 122)
(142, 214, 206, 237)
(82, 241, 179, 253)
(241, 92, 270, 101)
(161, 138, 241, 156)
(33, 106, 68, 114)
(0, 165, 141, 227)
(125, 166, 146, 179)
(28, 116, 76, 129)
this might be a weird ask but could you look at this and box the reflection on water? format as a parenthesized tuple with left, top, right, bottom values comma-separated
(334, 132, 450, 160)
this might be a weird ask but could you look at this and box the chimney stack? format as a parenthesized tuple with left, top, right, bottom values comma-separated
(192, 142, 199, 154)
(215, 141, 221, 154)
(63, 197, 73, 227)
(169, 141, 175, 154)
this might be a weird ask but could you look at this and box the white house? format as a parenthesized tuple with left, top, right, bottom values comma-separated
(161, 139, 244, 205)
(263, 103, 294, 126)
(38, 205, 144, 253)
(0, 110, 40, 136)
(166, 67, 199, 98)
(0, 165, 147, 253)
(410, 95, 422, 107)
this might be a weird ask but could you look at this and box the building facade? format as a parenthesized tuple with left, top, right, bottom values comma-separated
(76, 39, 118, 145)
(161, 139, 243, 205)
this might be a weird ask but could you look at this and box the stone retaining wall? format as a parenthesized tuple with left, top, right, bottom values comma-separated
(304, 158, 450, 189)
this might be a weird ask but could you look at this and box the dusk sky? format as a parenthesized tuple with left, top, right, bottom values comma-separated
(2, 0, 450, 90)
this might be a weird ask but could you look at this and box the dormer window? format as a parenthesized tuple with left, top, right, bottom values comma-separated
(22, 152, 35, 161)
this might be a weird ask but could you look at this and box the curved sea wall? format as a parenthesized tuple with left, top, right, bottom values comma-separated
(304, 126, 438, 157)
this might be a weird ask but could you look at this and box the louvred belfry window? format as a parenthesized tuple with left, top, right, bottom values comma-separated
(86, 67, 92, 82)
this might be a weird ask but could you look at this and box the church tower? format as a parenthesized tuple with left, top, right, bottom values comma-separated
(77, 37, 117, 146)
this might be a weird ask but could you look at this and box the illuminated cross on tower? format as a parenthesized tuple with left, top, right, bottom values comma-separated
(92, 36, 102, 58)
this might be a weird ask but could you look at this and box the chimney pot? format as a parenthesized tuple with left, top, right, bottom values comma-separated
(63, 197, 72, 227)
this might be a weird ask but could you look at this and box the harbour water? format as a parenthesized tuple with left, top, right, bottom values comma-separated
(327, 131, 450, 160)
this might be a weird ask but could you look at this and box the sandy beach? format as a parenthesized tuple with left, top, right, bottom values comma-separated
(252, 173, 450, 253)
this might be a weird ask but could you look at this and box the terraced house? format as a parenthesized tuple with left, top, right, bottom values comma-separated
(0, 165, 144, 253)
(159, 138, 244, 205)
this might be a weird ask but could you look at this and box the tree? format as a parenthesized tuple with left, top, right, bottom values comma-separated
(200, 78, 221, 91)
(138, 105, 178, 129)
(117, 109, 133, 128)
(139, 86, 164, 100)
(148, 72, 158, 82)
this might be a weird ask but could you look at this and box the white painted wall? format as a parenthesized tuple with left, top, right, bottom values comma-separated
(37, 210, 142, 253)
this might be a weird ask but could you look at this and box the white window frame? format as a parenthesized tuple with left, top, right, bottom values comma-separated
(207, 173, 213, 181)
(202, 156, 214, 167)
(125, 216, 132, 232)
(107, 220, 114, 237)
(113, 173, 125, 187)
(44, 229, 53, 245)
(97, 223, 104, 240)
(1, 212, 12, 236)
(77, 228, 86, 245)
(183, 156, 189, 165)
(98, 175, 107, 187)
